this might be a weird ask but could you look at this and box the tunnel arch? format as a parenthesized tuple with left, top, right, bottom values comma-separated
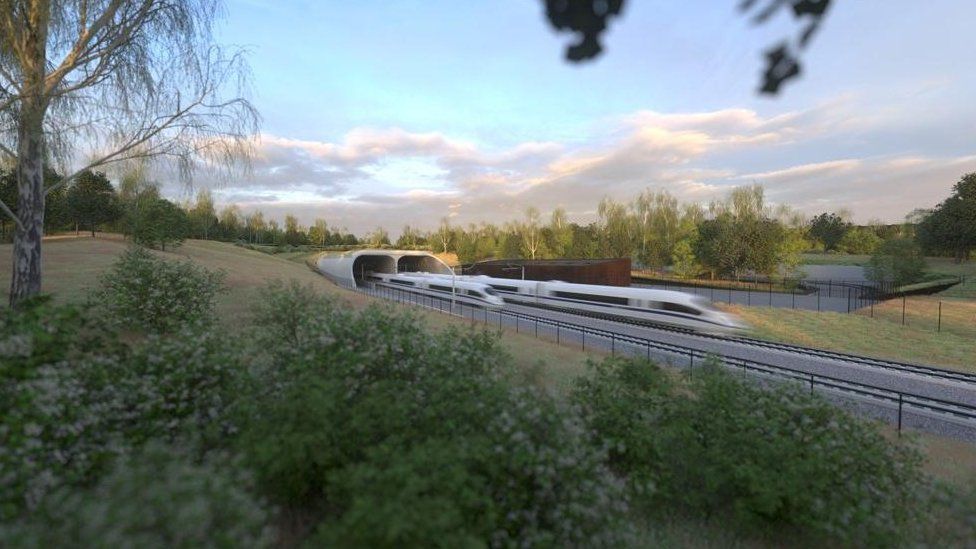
(316, 249, 453, 289)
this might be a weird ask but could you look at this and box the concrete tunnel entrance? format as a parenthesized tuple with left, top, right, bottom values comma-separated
(398, 255, 449, 275)
(317, 250, 455, 289)
(352, 254, 396, 286)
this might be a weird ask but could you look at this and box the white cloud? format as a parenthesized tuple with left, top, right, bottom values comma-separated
(173, 98, 976, 235)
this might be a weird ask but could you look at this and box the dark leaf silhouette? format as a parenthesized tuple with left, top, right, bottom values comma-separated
(544, 0, 832, 95)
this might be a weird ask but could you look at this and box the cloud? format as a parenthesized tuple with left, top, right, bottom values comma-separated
(174, 97, 976, 235)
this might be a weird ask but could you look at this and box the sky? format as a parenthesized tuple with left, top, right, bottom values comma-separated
(178, 0, 976, 235)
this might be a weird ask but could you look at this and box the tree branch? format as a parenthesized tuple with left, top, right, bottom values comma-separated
(45, 96, 207, 195)
(0, 197, 23, 231)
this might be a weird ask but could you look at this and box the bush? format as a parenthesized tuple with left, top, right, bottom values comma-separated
(1, 444, 271, 548)
(241, 282, 630, 546)
(570, 358, 673, 498)
(920, 480, 976, 547)
(866, 238, 927, 286)
(0, 296, 120, 381)
(572, 359, 926, 545)
(1, 302, 247, 518)
(112, 325, 249, 447)
(838, 227, 882, 254)
(93, 246, 225, 333)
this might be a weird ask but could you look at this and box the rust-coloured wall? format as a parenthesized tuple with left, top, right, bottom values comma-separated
(465, 258, 631, 286)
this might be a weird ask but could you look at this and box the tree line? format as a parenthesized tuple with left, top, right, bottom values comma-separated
(8, 167, 971, 282)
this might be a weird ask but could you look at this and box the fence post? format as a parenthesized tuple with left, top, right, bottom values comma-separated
(938, 301, 942, 332)
(747, 287, 751, 306)
(768, 281, 772, 307)
(847, 288, 851, 314)
(897, 394, 903, 435)
(791, 286, 795, 309)
(902, 295, 906, 325)
(535, 318, 539, 338)
(556, 325, 560, 344)
(582, 330, 585, 351)
(817, 288, 821, 312)
(809, 374, 814, 395)
(611, 334, 615, 356)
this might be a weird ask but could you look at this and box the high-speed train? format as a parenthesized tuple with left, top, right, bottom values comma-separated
(415, 272, 747, 334)
(365, 272, 506, 309)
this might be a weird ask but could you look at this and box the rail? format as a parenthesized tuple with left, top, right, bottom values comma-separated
(363, 283, 976, 436)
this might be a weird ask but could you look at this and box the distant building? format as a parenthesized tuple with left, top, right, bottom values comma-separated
(464, 258, 631, 286)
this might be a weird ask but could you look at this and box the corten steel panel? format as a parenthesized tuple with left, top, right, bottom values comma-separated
(466, 258, 631, 286)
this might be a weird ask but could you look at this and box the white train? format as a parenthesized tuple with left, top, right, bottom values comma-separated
(416, 273, 747, 334)
(366, 272, 506, 309)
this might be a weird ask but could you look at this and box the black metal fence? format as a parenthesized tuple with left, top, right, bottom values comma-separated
(362, 283, 976, 440)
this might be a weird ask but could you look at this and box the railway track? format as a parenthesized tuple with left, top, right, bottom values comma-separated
(502, 296, 976, 386)
(360, 284, 976, 440)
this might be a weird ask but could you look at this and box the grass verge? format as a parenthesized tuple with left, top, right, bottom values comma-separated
(729, 304, 976, 372)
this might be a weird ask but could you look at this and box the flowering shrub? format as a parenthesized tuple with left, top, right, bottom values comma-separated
(242, 282, 631, 546)
(92, 246, 225, 333)
(1, 303, 248, 519)
(0, 444, 271, 548)
(572, 359, 927, 545)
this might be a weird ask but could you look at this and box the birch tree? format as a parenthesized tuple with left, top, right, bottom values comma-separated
(518, 206, 543, 260)
(0, 0, 258, 306)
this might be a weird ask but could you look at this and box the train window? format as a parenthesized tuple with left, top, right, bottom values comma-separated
(429, 284, 452, 292)
(661, 302, 701, 316)
(553, 291, 629, 306)
(467, 290, 484, 297)
(490, 284, 519, 292)
(390, 279, 415, 286)
(483, 287, 499, 296)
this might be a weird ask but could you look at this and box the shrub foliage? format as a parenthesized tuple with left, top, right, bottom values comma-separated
(572, 358, 927, 545)
(92, 246, 225, 333)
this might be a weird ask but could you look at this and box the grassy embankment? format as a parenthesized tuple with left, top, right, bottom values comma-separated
(728, 253, 976, 372)
(0, 236, 595, 392)
(2, 236, 974, 494)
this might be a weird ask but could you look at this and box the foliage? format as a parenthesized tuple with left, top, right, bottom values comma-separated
(572, 358, 927, 545)
(570, 358, 672, 498)
(92, 246, 225, 333)
(920, 480, 976, 548)
(916, 172, 976, 261)
(808, 212, 851, 252)
(838, 226, 882, 254)
(670, 237, 701, 278)
(241, 282, 630, 546)
(66, 170, 122, 236)
(866, 238, 927, 286)
(131, 197, 190, 251)
(0, 304, 245, 519)
(695, 214, 785, 277)
(1, 444, 271, 548)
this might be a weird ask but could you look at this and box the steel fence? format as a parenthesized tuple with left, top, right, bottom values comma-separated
(362, 283, 976, 440)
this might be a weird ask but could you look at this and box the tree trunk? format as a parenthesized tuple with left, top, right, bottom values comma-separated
(9, 111, 47, 307)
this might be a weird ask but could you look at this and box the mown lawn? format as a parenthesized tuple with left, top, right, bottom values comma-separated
(729, 305, 976, 372)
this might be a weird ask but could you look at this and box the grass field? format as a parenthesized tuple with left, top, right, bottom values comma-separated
(0, 236, 597, 390)
(2, 236, 973, 541)
(729, 305, 975, 372)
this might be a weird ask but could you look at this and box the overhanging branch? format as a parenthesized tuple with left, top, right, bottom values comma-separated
(0, 197, 23, 231)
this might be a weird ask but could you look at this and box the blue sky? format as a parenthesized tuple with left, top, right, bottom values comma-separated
(196, 0, 976, 233)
